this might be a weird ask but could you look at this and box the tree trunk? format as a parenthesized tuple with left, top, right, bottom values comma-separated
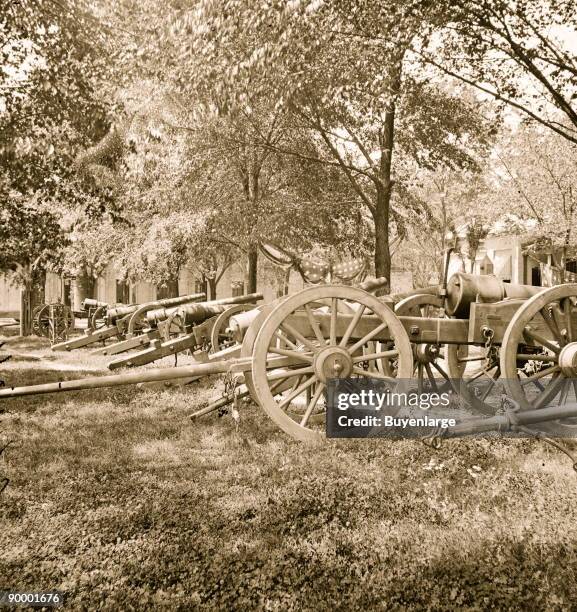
(20, 283, 33, 336)
(247, 246, 258, 294)
(208, 277, 217, 300)
(373, 103, 396, 294)
(373, 190, 391, 292)
(199, 275, 208, 298)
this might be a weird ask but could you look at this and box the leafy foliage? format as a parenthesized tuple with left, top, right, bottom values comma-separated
(0, 0, 111, 284)
(169, 0, 492, 282)
(492, 122, 577, 264)
(0, 185, 66, 285)
(419, 0, 577, 143)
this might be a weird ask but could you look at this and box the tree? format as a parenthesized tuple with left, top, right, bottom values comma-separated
(0, 183, 66, 334)
(492, 123, 577, 274)
(417, 0, 577, 143)
(395, 169, 495, 284)
(175, 0, 490, 288)
(1, 0, 110, 332)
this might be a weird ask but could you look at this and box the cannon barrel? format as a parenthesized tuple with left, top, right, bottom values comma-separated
(107, 293, 205, 324)
(146, 293, 263, 328)
(445, 273, 542, 318)
(81, 298, 109, 311)
(0, 361, 231, 399)
(389, 285, 441, 302)
(442, 403, 577, 437)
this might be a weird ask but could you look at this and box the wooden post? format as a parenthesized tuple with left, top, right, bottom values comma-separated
(20, 287, 33, 336)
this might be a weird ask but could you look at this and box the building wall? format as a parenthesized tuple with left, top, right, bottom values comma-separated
(0, 274, 21, 316)
(45, 272, 63, 303)
(1, 259, 412, 316)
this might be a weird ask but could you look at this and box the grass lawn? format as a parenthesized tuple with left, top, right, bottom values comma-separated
(1, 335, 577, 610)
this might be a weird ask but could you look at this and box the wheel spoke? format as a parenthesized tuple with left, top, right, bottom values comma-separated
(540, 307, 563, 344)
(516, 353, 558, 363)
(563, 298, 573, 343)
(457, 356, 485, 363)
(266, 366, 314, 381)
(351, 367, 396, 382)
(558, 379, 570, 406)
(340, 304, 366, 348)
(278, 375, 318, 410)
(468, 367, 493, 382)
(329, 298, 338, 345)
(520, 365, 561, 386)
(523, 327, 561, 354)
(417, 363, 423, 395)
(550, 304, 568, 346)
(431, 361, 451, 382)
(268, 347, 313, 363)
(348, 321, 388, 355)
(352, 349, 398, 364)
(480, 369, 500, 401)
(300, 382, 326, 427)
(534, 374, 565, 409)
(270, 378, 293, 395)
(304, 304, 326, 346)
(425, 363, 438, 392)
(519, 370, 545, 392)
(280, 321, 317, 352)
(273, 330, 298, 350)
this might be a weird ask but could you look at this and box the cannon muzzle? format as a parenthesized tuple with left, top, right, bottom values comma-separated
(81, 298, 109, 311)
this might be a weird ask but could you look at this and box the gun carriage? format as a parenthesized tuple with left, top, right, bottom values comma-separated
(104, 293, 264, 369)
(3, 272, 577, 458)
(50, 293, 206, 351)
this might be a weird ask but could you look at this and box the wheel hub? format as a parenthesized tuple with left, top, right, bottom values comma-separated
(559, 342, 577, 377)
(415, 343, 440, 365)
(313, 346, 353, 382)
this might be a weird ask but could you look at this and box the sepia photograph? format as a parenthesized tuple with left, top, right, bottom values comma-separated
(1, 0, 577, 609)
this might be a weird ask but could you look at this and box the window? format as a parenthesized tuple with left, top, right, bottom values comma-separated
(116, 280, 130, 304)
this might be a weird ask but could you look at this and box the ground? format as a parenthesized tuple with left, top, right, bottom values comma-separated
(1, 334, 577, 611)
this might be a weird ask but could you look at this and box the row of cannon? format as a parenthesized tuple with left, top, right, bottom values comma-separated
(3, 273, 577, 467)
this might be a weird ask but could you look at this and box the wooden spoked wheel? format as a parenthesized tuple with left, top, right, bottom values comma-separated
(501, 284, 577, 433)
(250, 286, 413, 442)
(395, 294, 443, 319)
(89, 305, 108, 332)
(394, 294, 454, 394)
(161, 312, 188, 341)
(210, 304, 255, 354)
(32, 304, 50, 337)
(445, 344, 501, 415)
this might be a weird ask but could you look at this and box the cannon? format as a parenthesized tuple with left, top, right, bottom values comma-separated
(3, 274, 577, 452)
(80, 299, 110, 332)
(31, 303, 75, 343)
(50, 293, 206, 351)
(106, 293, 264, 369)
